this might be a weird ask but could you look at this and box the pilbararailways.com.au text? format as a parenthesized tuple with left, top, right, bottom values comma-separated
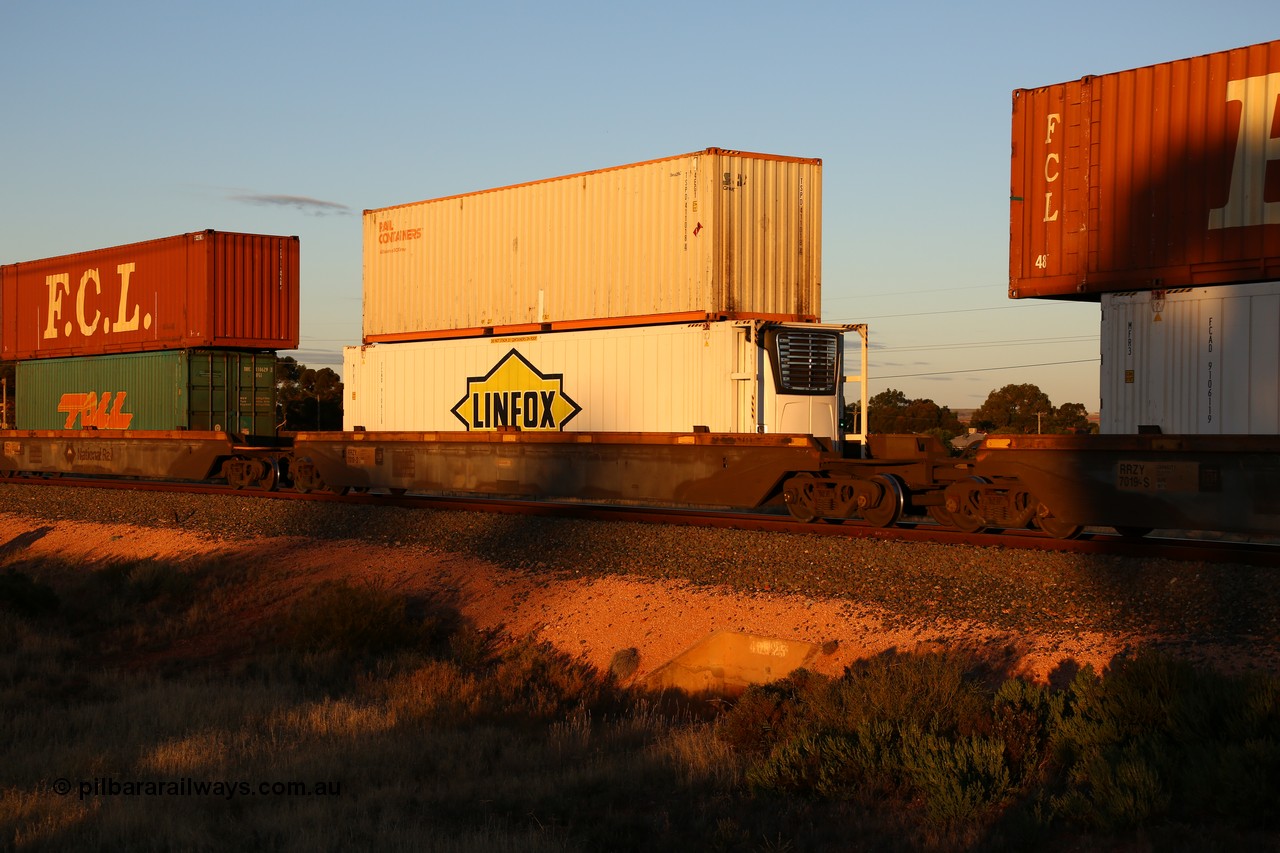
(49, 776, 343, 801)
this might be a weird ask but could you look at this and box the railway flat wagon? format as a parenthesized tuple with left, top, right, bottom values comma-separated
(971, 434, 1280, 538)
(1010, 39, 1280, 300)
(344, 320, 860, 443)
(363, 148, 822, 341)
(16, 349, 278, 437)
(1, 230, 300, 360)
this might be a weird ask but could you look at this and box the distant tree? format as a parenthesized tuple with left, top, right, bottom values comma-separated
(866, 387, 964, 446)
(867, 389, 909, 433)
(972, 383, 1092, 434)
(1052, 401, 1093, 434)
(973, 383, 1053, 433)
(276, 356, 343, 430)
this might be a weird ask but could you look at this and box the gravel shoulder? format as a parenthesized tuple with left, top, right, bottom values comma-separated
(2, 484, 1277, 684)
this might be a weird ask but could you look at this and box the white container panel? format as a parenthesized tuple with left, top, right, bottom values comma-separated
(362, 149, 821, 340)
(1100, 282, 1280, 434)
(343, 321, 845, 440)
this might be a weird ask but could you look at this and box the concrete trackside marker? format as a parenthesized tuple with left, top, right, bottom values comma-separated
(644, 631, 821, 696)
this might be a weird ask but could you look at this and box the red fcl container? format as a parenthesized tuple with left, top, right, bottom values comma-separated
(1, 230, 300, 359)
(1010, 39, 1280, 299)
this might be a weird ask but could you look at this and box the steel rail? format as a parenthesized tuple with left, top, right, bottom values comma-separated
(3, 474, 1277, 567)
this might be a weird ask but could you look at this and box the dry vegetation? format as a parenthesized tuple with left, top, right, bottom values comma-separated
(2, 527, 1278, 853)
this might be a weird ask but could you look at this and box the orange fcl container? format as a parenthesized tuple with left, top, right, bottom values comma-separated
(1010, 39, 1280, 300)
(1, 230, 300, 359)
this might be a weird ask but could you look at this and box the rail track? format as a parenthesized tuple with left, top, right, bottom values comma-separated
(4, 473, 1277, 568)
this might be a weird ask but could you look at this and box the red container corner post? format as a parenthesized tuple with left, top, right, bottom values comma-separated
(1, 230, 300, 359)
(1010, 39, 1280, 299)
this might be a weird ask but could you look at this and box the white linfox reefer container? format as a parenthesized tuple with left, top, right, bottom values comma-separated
(362, 148, 821, 341)
(344, 321, 853, 441)
(1100, 282, 1280, 434)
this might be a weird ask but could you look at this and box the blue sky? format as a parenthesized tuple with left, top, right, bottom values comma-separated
(2, 1, 1274, 410)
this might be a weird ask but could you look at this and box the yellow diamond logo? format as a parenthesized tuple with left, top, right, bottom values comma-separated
(451, 349, 582, 431)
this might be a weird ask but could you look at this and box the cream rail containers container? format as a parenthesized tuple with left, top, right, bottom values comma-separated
(1100, 281, 1280, 434)
(1010, 39, 1280, 300)
(1, 231, 300, 359)
(362, 148, 821, 341)
(343, 320, 849, 441)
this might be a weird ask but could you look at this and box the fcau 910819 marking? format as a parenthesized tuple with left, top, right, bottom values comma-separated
(451, 349, 581, 432)
(56, 392, 133, 429)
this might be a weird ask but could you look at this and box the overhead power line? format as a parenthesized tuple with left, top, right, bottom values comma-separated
(828, 302, 1061, 322)
(877, 358, 1099, 380)
(876, 334, 1094, 353)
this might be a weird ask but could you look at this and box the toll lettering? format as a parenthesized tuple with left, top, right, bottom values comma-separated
(57, 392, 133, 429)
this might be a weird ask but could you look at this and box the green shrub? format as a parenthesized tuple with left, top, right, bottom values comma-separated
(1048, 653, 1280, 832)
(482, 637, 614, 721)
(992, 677, 1062, 786)
(899, 726, 1013, 826)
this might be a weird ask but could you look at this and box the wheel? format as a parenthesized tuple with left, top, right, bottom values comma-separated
(255, 458, 279, 491)
(1113, 526, 1153, 539)
(290, 457, 326, 494)
(944, 477, 989, 533)
(926, 505, 955, 527)
(783, 473, 820, 523)
(860, 474, 905, 528)
(225, 460, 250, 490)
(1035, 503, 1083, 539)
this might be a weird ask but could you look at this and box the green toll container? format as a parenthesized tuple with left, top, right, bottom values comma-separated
(15, 349, 277, 437)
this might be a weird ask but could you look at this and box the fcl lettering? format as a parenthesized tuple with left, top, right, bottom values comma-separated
(43, 262, 154, 341)
(57, 392, 133, 429)
(1042, 112, 1061, 223)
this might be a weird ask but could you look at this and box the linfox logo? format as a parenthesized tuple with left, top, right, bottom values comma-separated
(451, 349, 581, 431)
(43, 262, 152, 342)
(1209, 71, 1280, 229)
(57, 392, 133, 429)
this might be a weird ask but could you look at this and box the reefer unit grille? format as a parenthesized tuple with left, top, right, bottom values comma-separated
(772, 330, 839, 394)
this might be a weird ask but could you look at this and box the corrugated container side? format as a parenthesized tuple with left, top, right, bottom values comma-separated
(15, 349, 278, 436)
(1, 230, 300, 359)
(343, 321, 844, 440)
(361, 148, 820, 340)
(1100, 281, 1280, 433)
(1011, 39, 1280, 299)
